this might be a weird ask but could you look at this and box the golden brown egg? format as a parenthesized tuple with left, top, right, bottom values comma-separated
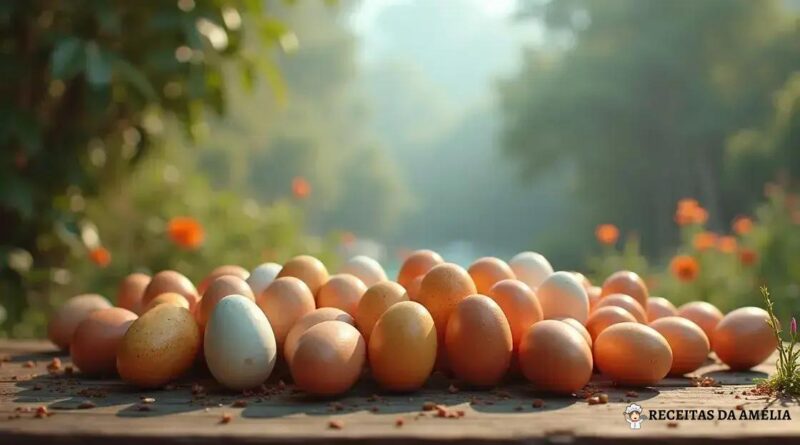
(587, 286, 602, 311)
(677, 301, 724, 347)
(289, 321, 366, 396)
(277, 255, 329, 296)
(117, 304, 200, 388)
(197, 275, 254, 329)
(256, 276, 315, 350)
(143, 292, 190, 313)
(369, 301, 437, 391)
(284, 307, 355, 364)
(406, 275, 424, 301)
(594, 322, 672, 386)
(340, 256, 387, 287)
(142, 270, 199, 311)
(445, 295, 513, 387)
(601, 270, 649, 309)
(508, 251, 553, 289)
(594, 293, 647, 323)
(316, 274, 367, 317)
(586, 306, 637, 342)
(116, 273, 150, 315)
(415, 263, 477, 345)
(355, 281, 409, 342)
(71, 307, 137, 376)
(647, 296, 678, 321)
(487, 279, 543, 351)
(519, 320, 593, 394)
(712, 307, 777, 370)
(649, 316, 709, 375)
(397, 249, 444, 290)
(197, 265, 249, 295)
(467, 257, 516, 295)
(559, 318, 592, 347)
(47, 294, 112, 350)
(537, 271, 589, 323)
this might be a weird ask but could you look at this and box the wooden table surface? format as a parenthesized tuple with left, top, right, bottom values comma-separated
(0, 340, 797, 444)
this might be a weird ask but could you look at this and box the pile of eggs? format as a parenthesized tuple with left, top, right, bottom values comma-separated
(47, 251, 778, 395)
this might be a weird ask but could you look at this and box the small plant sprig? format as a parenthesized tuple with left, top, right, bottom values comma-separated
(758, 286, 800, 396)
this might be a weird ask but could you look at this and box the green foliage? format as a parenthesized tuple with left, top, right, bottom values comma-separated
(759, 286, 800, 396)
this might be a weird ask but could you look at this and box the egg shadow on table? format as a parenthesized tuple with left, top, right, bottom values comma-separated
(6, 349, 64, 364)
(701, 369, 768, 386)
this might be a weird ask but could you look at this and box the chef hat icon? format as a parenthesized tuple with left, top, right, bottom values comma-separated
(625, 403, 643, 414)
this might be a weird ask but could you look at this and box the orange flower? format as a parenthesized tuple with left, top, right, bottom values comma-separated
(717, 236, 737, 254)
(89, 247, 111, 268)
(692, 231, 717, 251)
(292, 176, 311, 199)
(670, 255, 699, 282)
(674, 198, 708, 226)
(595, 224, 619, 245)
(732, 216, 753, 235)
(167, 217, 204, 250)
(738, 248, 758, 267)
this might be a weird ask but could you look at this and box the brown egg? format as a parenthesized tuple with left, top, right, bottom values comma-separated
(406, 275, 424, 301)
(316, 274, 367, 317)
(284, 308, 355, 364)
(601, 271, 649, 309)
(142, 270, 199, 311)
(197, 265, 249, 295)
(47, 294, 112, 349)
(487, 279, 543, 351)
(677, 301, 724, 347)
(143, 292, 190, 313)
(647, 297, 677, 321)
(416, 263, 477, 344)
(467, 257, 516, 295)
(649, 316, 709, 375)
(586, 306, 637, 342)
(519, 320, 593, 394)
(587, 286, 602, 311)
(277, 255, 329, 296)
(71, 308, 137, 376)
(116, 273, 150, 315)
(355, 281, 409, 342)
(117, 304, 200, 388)
(595, 293, 647, 323)
(369, 301, 437, 391)
(397, 249, 444, 290)
(594, 322, 672, 386)
(256, 277, 315, 350)
(445, 295, 513, 387)
(537, 271, 589, 323)
(289, 321, 366, 396)
(559, 318, 592, 347)
(713, 307, 777, 371)
(197, 275, 255, 329)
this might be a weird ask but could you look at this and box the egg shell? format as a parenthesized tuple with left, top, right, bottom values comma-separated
(406, 275, 424, 301)
(445, 295, 513, 387)
(142, 270, 199, 311)
(284, 308, 355, 364)
(600, 271, 649, 309)
(559, 318, 592, 347)
(487, 279, 543, 350)
(467, 257, 516, 295)
(594, 294, 647, 323)
(204, 295, 277, 390)
(198, 265, 249, 295)
(47, 294, 112, 349)
(416, 263, 477, 344)
(355, 281, 409, 342)
(247, 262, 282, 297)
(586, 306, 637, 342)
(317, 274, 367, 317)
(712, 307, 777, 371)
(117, 304, 200, 388)
(397, 249, 444, 290)
(143, 292, 190, 313)
(594, 322, 672, 386)
(290, 320, 366, 396)
(277, 255, 329, 296)
(537, 271, 589, 324)
(587, 286, 602, 311)
(197, 275, 255, 329)
(571, 272, 592, 291)
(116, 273, 150, 315)
(71, 307, 137, 376)
(677, 301, 724, 347)
(649, 316, 709, 375)
(647, 297, 678, 322)
(519, 320, 593, 394)
(369, 301, 437, 391)
(340, 256, 388, 287)
(256, 276, 316, 350)
(508, 251, 553, 289)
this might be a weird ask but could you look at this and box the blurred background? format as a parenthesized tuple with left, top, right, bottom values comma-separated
(1, 0, 799, 337)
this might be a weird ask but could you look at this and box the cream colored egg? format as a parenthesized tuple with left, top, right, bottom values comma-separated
(509, 251, 553, 289)
(247, 262, 282, 297)
(340, 255, 387, 287)
(536, 271, 589, 324)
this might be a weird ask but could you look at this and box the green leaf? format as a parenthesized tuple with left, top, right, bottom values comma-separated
(113, 57, 157, 101)
(85, 43, 112, 86)
(51, 37, 84, 80)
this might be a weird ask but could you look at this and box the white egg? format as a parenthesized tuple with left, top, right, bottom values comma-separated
(537, 271, 589, 324)
(509, 251, 553, 289)
(247, 262, 282, 297)
(204, 294, 277, 390)
(339, 255, 387, 287)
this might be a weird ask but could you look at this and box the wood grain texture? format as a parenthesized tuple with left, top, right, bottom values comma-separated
(0, 340, 798, 444)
